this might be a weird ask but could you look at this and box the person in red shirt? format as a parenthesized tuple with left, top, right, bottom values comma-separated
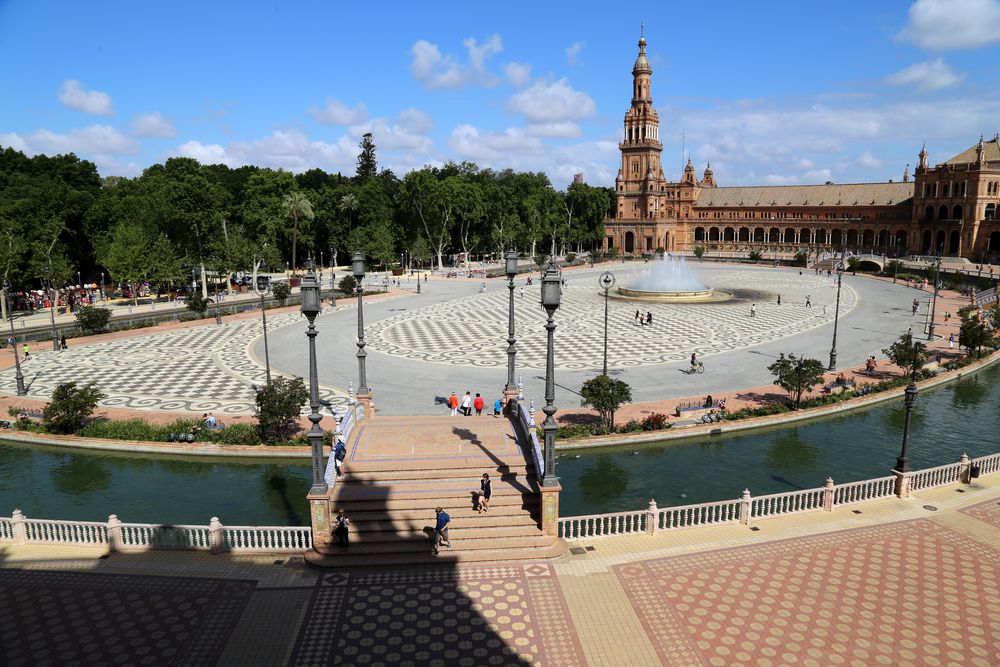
(448, 392, 459, 416)
(473, 393, 485, 416)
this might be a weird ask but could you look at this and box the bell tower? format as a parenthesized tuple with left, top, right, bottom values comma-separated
(617, 26, 665, 220)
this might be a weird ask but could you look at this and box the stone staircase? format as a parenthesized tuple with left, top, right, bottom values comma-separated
(305, 414, 567, 567)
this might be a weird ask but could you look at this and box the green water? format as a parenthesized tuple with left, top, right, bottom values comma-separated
(1, 363, 998, 524)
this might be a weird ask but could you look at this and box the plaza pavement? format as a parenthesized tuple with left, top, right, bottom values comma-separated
(1, 469, 996, 666)
(0, 263, 976, 428)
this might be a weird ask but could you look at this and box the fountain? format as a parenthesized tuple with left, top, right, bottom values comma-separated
(615, 254, 731, 302)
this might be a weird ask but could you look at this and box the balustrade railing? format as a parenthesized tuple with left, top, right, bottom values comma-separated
(832, 476, 896, 505)
(224, 526, 311, 552)
(558, 450, 998, 540)
(119, 523, 212, 550)
(25, 518, 108, 545)
(516, 402, 545, 478)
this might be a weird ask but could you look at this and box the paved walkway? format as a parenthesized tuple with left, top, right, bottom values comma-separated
(2, 475, 996, 666)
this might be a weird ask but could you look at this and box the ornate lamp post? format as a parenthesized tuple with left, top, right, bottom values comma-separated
(3, 280, 26, 396)
(927, 255, 941, 341)
(504, 250, 519, 401)
(259, 289, 272, 384)
(300, 260, 327, 495)
(599, 272, 616, 375)
(828, 267, 843, 371)
(100, 271, 105, 301)
(45, 261, 58, 352)
(352, 252, 370, 404)
(539, 261, 562, 487)
(894, 337, 922, 474)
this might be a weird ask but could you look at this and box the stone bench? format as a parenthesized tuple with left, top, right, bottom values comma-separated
(675, 406, 715, 420)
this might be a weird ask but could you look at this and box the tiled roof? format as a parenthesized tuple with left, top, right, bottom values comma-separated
(694, 182, 914, 208)
(944, 136, 1000, 165)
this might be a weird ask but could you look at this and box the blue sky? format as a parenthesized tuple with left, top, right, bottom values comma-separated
(2, 0, 999, 187)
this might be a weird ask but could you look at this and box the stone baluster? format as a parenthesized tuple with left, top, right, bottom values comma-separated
(107, 514, 122, 552)
(823, 477, 835, 511)
(739, 489, 752, 525)
(646, 499, 658, 535)
(11, 509, 26, 546)
(209, 517, 224, 555)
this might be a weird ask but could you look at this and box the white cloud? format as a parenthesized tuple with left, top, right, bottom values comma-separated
(504, 62, 532, 87)
(856, 151, 883, 168)
(1, 124, 139, 157)
(396, 108, 433, 135)
(410, 35, 504, 89)
(898, 0, 1000, 50)
(58, 79, 114, 115)
(131, 111, 176, 138)
(794, 158, 815, 169)
(886, 58, 964, 91)
(448, 125, 544, 161)
(308, 99, 369, 125)
(171, 131, 356, 173)
(525, 122, 583, 138)
(566, 41, 585, 65)
(507, 78, 596, 123)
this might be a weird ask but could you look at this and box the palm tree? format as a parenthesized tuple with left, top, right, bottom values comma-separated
(282, 191, 314, 272)
(338, 193, 358, 231)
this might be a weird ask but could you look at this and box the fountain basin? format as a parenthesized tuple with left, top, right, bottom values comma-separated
(613, 287, 732, 303)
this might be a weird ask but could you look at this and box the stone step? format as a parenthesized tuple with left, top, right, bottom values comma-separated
(341, 458, 530, 475)
(331, 480, 539, 502)
(346, 508, 537, 525)
(305, 540, 568, 568)
(335, 494, 538, 513)
(340, 465, 531, 481)
(311, 533, 558, 556)
(340, 524, 545, 543)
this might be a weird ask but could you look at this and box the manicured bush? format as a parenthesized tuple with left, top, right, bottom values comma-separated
(75, 305, 112, 335)
(271, 281, 291, 303)
(255, 376, 308, 441)
(338, 275, 357, 294)
(186, 292, 212, 316)
(748, 250, 764, 262)
(640, 413, 670, 431)
(43, 382, 106, 434)
(617, 419, 643, 433)
(211, 422, 262, 445)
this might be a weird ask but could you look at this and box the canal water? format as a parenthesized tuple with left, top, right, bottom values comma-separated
(2, 363, 998, 525)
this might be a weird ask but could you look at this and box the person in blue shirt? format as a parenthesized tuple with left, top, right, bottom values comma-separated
(433, 507, 451, 555)
(333, 438, 347, 479)
(493, 397, 503, 417)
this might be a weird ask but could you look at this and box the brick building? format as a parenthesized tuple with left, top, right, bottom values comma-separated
(603, 32, 1000, 262)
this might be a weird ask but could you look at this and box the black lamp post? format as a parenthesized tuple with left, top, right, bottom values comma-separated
(100, 271, 105, 301)
(352, 252, 370, 399)
(211, 260, 222, 325)
(599, 271, 616, 375)
(259, 289, 272, 384)
(3, 280, 26, 396)
(540, 260, 562, 487)
(927, 255, 941, 341)
(895, 337, 922, 474)
(45, 261, 58, 352)
(828, 267, 843, 371)
(504, 250, 518, 394)
(300, 260, 327, 495)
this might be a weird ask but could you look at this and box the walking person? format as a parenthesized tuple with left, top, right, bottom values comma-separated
(805, 295, 811, 307)
(493, 397, 503, 418)
(777, 294, 781, 306)
(519, 287, 524, 299)
(473, 393, 485, 416)
(634, 309, 640, 324)
(646, 311, 653, 326)
(750, 303, 757, 318)
(478, 473, 492, 513)
(59, 335, 68, 350)
(22, 342, 29, 360)
(912, 299, 919, 316)
(433, 507, 451, 555)
(461, 391, 473, 416)
(949, 333, 955, 349)
(448, 392, 459, 417)
(333, 437, 347, 479)
(333, 509, 350, 548)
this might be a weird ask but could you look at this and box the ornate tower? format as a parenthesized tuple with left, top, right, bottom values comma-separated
(616, 27, 665, 220)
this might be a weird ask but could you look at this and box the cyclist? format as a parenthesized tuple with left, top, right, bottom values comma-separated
(690, 352, 699, 369)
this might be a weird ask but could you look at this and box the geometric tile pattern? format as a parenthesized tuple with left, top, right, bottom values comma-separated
(960, 498, 1000, 528)
(0, 310, 349, 415)
(0, 569, 256, 667)
(366, 268, 857, 370)
(289, 564, 585, 666)
(614, 520, 1000, 667)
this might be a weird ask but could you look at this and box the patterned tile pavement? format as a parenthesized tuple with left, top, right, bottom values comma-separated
(959, 497, 1000, 528)
(0, 569, 256, 666)
(613, 519, 999, 667)
(366, 267, 855, 370)
(289, 563, 585, 666)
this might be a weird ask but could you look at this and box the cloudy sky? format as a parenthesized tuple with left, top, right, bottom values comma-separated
(2, 0, 999, 187)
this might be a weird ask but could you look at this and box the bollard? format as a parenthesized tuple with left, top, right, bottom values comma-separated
(739, 489, 752, 525)
(823, 477, 835, 511)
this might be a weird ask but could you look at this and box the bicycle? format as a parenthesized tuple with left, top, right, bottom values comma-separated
(684, 361, 705, 375)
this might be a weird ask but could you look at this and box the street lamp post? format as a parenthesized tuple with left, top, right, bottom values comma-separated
(300, 260, 328, 495)
(352, 252, 370, 403)
(45, 262, 58, 352)
(895, 382, 918, 474)
(599, 272, 616, 375)
(100, 272, 105, 301)
(504, 250, 518, 399)
(212, 261, 222, 325)
(828, 268, 843, 371)
(927, 255, 941, 341)
(540, 260, 562, 487)
(259, 290, 272, 384)
(3, 281, 26, 396)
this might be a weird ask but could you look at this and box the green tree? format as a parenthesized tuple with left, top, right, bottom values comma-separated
(271, 281, 291, 303)
(883, 332, 932, 382)
(255, 376, 308, 442)
(97, 220, 180, 305)
(401, 169, 456, 271)
(282, 191, 314, 272)
(957, 307, 994, 358)
(580, 374, 633, 430)
(43, 382, 106, 434)
(694, 245, 705, 259)
(356, 132, 378, 181)
(767, 354, 826, 408)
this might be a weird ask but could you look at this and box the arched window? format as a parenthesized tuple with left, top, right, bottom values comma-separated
(938, 205, 949, 220)
(694, 227, 706, 241)
(952, 205, 962, 220)
(986, 203, 997, 220)
(925, 205, 934, 220)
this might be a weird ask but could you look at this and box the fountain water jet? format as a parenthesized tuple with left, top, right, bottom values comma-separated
(615, 254, 732, 302)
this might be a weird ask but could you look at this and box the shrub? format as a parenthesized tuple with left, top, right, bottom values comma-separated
(640, 413, 670, 431)
(534, 254, 548, 267)
(186, 292, 212, 316)
(338, 275, 357, 294)
(580, 374, 632, 430)
(78, 418, 162, 441)
(43, 382, 106, 434)
(748, 250, 764, 262)
(210, 423, 262, 445)
(75, 305, 112, 335)
(255, 376, 308, 441)
(793, 251, 808, 267)
(617, 419, 643, 433)
(694, 245, 705, 259)
(566, 252, 576, 262)
(271, 281, 291, 303)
